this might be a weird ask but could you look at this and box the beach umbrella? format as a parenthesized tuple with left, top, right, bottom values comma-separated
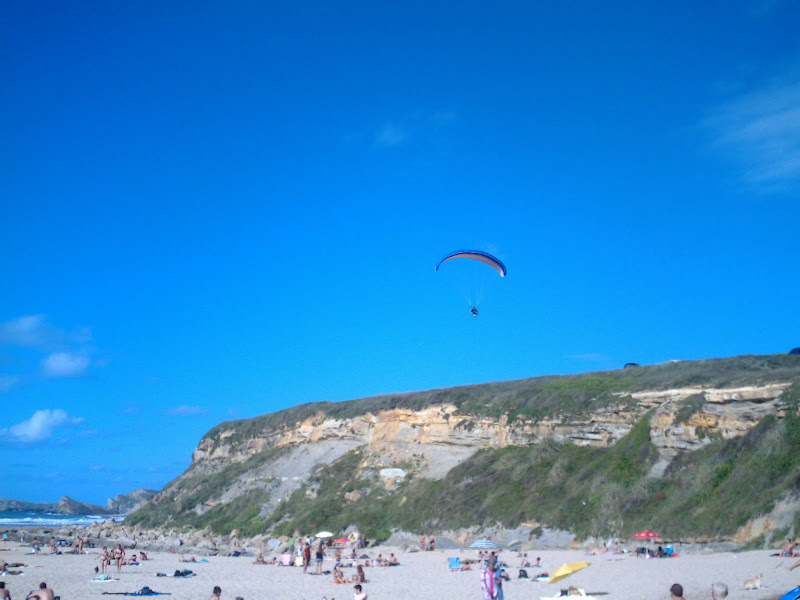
(316, 531, 334, 539)
(548, 561, 591, 584)
(632, 530, 660, 540)
(469, 538, 500, 549)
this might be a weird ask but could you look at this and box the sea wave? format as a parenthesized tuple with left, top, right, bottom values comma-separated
(0, 511, 122, 528)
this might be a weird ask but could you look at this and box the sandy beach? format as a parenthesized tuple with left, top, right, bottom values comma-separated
(3, 541, 800, 600)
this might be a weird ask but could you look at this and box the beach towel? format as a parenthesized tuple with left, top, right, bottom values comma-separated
(92, 574, 118, 582)
(172, 569, 194, 577)
(449, 557, 461, 571)
(102, 587, 171, 596)
(281, 554, 292, 566)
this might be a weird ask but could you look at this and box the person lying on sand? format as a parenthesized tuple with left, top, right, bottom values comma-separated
(139, 551, 149, 561)
(180, 556, 198, 563)
(253, 554, 266, 564)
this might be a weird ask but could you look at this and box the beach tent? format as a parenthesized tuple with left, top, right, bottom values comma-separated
(469, 538, 500, 549)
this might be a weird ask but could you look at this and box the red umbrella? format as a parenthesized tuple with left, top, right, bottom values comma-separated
(632, 530, 661, 539)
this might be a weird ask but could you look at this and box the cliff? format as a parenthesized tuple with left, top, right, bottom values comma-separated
(129, 354, 800, 544)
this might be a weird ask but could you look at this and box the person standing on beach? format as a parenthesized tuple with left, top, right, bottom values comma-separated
(481, 564, 497, 600)
(76, 536, 84, 554)
(26, 582, 54, 600)
(0, 581, 10, 600)
(429, 535, 435, 551)
(99, 547, 111, 573)
(420, 535, 426, 551)
(315, 542, 325, 574)
(113, 544, 125, 573)
(303, 542, 312, 574)
(209, 586, 222, 600)
(670, 583, 685, 600)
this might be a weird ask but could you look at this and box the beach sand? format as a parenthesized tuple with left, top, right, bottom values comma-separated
(2, 543, 799, 600)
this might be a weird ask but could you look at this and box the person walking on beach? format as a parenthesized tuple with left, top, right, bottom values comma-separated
(26, 582, 54, 600)
(209, 586, 222, 600)
(481, 564, 498, 600)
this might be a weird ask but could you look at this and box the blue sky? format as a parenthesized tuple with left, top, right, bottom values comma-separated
(2, 0, 799, 505)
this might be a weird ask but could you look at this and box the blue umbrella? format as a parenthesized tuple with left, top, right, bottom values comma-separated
(469, 538, 500, 549)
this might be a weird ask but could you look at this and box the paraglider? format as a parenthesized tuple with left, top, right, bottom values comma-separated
(435, 250, 507, 278)
(436, 249, 506, 317)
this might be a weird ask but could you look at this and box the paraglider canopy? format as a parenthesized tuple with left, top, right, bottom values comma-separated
(435, 250, 507, 277)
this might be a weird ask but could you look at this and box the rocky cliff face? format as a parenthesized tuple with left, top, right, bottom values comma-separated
(192, 383, 791, 474)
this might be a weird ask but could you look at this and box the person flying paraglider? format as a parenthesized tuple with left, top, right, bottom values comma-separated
(435, 249, 506, 318)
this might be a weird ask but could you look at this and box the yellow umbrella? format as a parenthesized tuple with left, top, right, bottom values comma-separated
(548, 561, 591, 584)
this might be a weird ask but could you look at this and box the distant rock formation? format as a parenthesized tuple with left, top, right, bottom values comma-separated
(0, 488, 157, 515)
(106, 489, 157, 514)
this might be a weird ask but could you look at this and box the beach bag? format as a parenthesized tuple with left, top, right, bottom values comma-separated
(518, 569, 528, 579)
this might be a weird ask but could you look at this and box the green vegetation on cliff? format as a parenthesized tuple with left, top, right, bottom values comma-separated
(128, 354, 800, 541)
(257, 412, 800, 540)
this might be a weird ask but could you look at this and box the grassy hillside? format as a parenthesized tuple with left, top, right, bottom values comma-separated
(129, 354, 800, 541)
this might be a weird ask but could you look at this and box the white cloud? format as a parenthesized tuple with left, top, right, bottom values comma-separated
(0, 374, 20, 394)
(41, 352, 91, 377)
(375, 124, 408, 147)
(372, 109, 457, 149)
(1, 409, 84, 443)
(164, 405, 209, 417)
(704, 79, 800, 189)
(0, 315, 52, 348)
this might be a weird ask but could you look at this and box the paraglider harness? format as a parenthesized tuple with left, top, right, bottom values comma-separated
(470, 306, 479, 318)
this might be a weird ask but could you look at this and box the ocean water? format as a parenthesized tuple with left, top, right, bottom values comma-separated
(0, 510, 119, 528)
